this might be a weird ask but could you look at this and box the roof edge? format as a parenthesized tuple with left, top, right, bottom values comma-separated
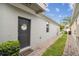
(41, 14, 60, 26)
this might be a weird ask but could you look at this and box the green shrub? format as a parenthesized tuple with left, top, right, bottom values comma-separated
(64, 31, 67, 34)
(0, 40, 20, 56)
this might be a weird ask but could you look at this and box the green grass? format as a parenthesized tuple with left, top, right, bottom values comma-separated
(42, 33, 67, 56)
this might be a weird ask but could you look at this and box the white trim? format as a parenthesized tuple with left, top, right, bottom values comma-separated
(20, 46, 31, 53)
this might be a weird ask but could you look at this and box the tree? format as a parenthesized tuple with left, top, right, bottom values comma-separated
(62, 16, 71, 25)
(60, 24, 64, 31)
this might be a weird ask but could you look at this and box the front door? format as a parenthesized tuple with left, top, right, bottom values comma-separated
(18, 17, 31, 49)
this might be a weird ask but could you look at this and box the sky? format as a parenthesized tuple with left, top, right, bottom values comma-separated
(44, 3, 73, 24)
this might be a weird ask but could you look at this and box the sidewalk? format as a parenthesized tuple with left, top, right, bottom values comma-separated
(28, 34, 62, 56)
(63, 34, 79, 56)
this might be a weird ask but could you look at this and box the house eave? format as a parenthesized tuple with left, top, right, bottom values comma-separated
(70, 4, 79, 27)
(9, 3, 60, 26)
(23, 3, 46, 14)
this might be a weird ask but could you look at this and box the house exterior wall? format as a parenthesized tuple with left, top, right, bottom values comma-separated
(0, 4, 60, 50)
(70, 4, 79, 47)
(76, 15, 79, 37)
(71, 19, 77, 40)
(71, 11, 79, 40)
(70, 4, 79, 48)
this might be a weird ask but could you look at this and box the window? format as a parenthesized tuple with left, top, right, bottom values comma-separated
(46, 24, 49, 32)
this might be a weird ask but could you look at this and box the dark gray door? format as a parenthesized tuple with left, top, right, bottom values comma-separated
(18, 17, 31, 49)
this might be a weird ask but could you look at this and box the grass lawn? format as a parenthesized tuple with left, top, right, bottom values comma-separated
(42, 33, 67, 56)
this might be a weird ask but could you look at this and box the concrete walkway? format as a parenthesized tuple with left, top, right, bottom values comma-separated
(63, 35, 79, 56)
(28, 34, 62, 56)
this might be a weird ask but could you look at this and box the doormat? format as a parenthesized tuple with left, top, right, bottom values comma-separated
(20, 49, 33, 56)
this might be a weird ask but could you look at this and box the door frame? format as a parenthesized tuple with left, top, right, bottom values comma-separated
(18, 16, 31, 51)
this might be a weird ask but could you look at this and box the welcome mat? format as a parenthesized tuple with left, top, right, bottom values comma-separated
(20, 49, 33, 56)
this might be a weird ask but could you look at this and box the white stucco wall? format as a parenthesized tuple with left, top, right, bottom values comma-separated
(71, 19, 77, 40)
(77, 15, 79, 24)
(0, 4, 60, 50)
(76, 15, 79, 37)
(71, 15, 79, 40)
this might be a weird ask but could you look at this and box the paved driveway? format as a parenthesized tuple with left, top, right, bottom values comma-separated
(63, 34, 79, 56)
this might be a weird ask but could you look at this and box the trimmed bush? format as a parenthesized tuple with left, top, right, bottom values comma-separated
(0, 40, 20, 56)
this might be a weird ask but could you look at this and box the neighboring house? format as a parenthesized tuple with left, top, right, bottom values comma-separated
(70, 3, 79, 44)
(64, 25, 69, 32)
(0, 3, 60, 53)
